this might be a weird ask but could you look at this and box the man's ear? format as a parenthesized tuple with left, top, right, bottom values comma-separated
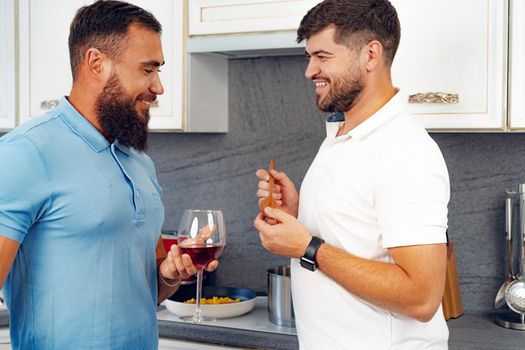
(364, 40, 383, 72)
(84, 48, 112, 81)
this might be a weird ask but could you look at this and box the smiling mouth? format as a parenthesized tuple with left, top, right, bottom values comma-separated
(137, 96, 156, 108)
(315, 81, 328, 88)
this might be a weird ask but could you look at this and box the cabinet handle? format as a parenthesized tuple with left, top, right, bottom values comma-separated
(40, 100, 159, 109)
(40, 99, 60, 110)
(408, 92, 459, 104)
(40, 99, 159, 110)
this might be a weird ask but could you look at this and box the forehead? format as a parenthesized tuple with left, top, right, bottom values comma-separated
(121, 23, 164, 64)
(305, 27, 341, 52)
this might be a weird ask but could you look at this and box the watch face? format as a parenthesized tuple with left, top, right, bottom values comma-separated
(300, 257, 315, 271)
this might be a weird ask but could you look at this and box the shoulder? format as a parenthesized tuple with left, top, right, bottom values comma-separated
(369, 112, 449, 189)
(0, 132, 49, 185)
(2, 111, 67, 161)
(381, 112, 444, 162)
(2, 111, 66, 148)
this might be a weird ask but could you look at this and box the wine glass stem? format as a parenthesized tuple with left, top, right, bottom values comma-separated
(194, 269, 204, 323)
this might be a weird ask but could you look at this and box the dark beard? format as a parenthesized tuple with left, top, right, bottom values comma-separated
(96, 74, 150, 152)
(317, 69, 365, 113)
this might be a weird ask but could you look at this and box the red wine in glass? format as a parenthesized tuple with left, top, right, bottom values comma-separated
(179, 244, 225, 269)
(177, 209, 226, 323)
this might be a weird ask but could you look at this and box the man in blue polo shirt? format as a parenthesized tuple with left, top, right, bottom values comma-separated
(0, 1, 215, 349)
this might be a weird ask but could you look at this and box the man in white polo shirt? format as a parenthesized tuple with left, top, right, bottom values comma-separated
(254, 0, 450, 349)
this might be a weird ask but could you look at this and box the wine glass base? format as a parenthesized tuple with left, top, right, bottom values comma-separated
(180, 315, 217, 323)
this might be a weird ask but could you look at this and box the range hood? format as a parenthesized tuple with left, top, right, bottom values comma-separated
(187, 31, 306, 59)
(185, 31, 306, 133)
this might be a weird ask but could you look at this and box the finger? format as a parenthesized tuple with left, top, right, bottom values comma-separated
(265, 217, 278, 225)
(181, 253, 198, 276)
(259, 232, 270, 251)
(271, 170, 294, 189)
(255, 169, 269, 181)
(264, 207, 288, 222)
(170, 246, 190, 278)
(257, 188, 269, 199)
(205, 260, 219, 272)
(270, 169, 286, 181)
(253, 212, 269, 232)
(160, 252, 178, 279)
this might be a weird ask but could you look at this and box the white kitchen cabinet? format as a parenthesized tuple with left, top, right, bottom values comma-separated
(17, 0, 185, 131)
(189, 0, 508, 131)
(508, 0, 525, 130)
(0, 328, 10, 350)
(159, 337, 248, 349)
(0, 330, 250, 350)
(18, 0, 91, 126)
(129, 0, 184, 131)
(189, 0, 321, 36)
(391, 0, 507, 131)
(0, 0, 16, 131)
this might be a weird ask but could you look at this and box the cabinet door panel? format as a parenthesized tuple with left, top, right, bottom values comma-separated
(189, 0, 321, 35)
(391, 0, 506, 130)
(18, 0, 92, 124)
(132, 0, 184, 130)
(0, 0, 16, 130)
(509, 0, 525, 130)
(19, 0, 183, 130)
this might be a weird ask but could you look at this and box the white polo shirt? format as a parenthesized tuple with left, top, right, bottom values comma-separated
(292, 91, 450, 350)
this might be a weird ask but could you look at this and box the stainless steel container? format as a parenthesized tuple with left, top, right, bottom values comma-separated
(267, 265, 295, 327)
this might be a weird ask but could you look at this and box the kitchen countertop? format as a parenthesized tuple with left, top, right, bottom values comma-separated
(0, 304, 7, 328)
(158, 297, 297, 350)
(158, 298, 525, 350)
(3, 302, 525, 349)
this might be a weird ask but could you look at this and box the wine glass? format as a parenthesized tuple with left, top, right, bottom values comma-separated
(177, 209, 226, 323)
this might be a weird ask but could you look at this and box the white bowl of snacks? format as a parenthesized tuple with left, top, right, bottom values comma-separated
(164, 286, 256, 319)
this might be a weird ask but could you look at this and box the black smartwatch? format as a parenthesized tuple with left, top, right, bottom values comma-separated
(300, 236, 325, 271)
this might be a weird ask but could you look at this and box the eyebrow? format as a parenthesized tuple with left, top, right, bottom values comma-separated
(140, 60, 165, 67)
(304, 49, 334, 56)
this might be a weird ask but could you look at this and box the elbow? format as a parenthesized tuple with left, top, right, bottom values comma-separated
(409, 301, 441, 323)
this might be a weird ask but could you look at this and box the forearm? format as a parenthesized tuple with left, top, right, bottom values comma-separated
(157, 267, 181, 303)
(0, 236, 20, 289)
(315, 243, 447, 322)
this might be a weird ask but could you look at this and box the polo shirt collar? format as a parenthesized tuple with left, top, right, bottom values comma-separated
(56, 96, 110, 153)
(325, 89, 407, 141)
(113, 140, 133, 156)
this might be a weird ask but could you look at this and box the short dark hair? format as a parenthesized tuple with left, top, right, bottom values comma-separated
(297, 0, 400, 66)
(68, 0, 162, 80)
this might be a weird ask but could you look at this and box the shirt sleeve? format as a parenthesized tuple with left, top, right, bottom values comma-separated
(0, 135, 52, 243)
(374, 141, 450, 248)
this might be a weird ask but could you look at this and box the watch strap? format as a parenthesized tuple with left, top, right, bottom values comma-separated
(300, 236, 325, 271)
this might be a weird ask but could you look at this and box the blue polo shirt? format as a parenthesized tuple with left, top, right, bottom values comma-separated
(0, 97, 165, 350)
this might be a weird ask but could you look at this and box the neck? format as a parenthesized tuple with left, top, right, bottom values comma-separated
(69, 84, 111, 141)
(338, 77, 396, 136)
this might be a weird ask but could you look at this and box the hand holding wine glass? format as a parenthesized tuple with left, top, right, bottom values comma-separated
(177, 209, 226, 323)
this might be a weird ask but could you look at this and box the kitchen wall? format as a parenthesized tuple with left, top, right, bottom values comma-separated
(148, 55, 525, 314)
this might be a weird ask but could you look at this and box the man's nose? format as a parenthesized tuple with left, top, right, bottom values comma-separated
(150, 74, 164, 95)
(305, 59, 320, 80)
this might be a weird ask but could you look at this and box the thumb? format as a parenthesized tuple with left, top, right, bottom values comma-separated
(264, 207, 288, 222)
(271, 170, 293, 187)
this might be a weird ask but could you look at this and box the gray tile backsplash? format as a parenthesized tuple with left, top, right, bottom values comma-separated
(148, 56, 525, 314)
(4, 56, 522, 314)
